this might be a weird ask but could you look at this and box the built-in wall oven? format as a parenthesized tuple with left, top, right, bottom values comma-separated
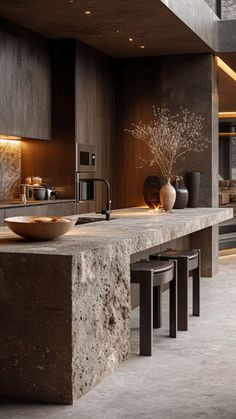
(75, 143, 96, 202)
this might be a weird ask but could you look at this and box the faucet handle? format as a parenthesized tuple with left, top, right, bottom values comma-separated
(101, 207, 112, 221)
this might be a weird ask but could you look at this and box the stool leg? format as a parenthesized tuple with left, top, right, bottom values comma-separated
(192, 250, 200, 316)
(169, 261, 177, 338)
(150, 254, 162, 328)
(153, 285, 162, 328)
(140, 273, 153, 356)
(177, 257, 189, 331)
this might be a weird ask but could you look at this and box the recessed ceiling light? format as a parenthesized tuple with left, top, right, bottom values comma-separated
(85, 10, 91, 14)
(116, 30, 120, 33)
(129, 38, 133, 42)
(140, 45, 145, 49)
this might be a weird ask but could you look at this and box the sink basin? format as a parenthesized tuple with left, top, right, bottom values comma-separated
(75, 217, 116, 225)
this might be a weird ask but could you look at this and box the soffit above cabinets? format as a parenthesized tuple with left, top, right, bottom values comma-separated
(0, 0, 212, 57)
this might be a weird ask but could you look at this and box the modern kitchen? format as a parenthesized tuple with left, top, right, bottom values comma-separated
(0, 1, 236, 418)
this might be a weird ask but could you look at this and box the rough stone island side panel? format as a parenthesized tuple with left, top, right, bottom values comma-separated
(0, 253, 73, 404)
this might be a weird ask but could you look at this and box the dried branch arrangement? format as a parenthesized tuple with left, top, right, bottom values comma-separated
(126, 107, 208, 180)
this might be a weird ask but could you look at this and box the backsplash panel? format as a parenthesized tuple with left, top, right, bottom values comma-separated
(0, 140, 21, 200)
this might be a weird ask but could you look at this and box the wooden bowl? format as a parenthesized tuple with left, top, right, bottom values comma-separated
(4, 216, 76, 241)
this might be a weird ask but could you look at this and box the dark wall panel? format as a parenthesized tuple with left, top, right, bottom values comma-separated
(0, 20, 51, 139)
(114, 57, 162, 209)
(21, 40, 76, 198)
(114, 54, 218, 209)
(75, 41, 115, 211)
(219, 137, 230, 179)
(22, 39, 115, 203)
(161, 54, 218, 207)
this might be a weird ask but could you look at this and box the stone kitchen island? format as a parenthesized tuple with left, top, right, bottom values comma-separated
(0, 207, 233, 404)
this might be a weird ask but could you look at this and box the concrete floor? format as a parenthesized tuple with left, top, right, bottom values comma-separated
(1, 253, 236, 419)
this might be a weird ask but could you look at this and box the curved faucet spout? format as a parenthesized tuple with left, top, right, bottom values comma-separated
(81, 177, 112, 220)
(93, 178, 112, 220)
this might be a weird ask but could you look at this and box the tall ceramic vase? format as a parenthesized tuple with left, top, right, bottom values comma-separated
(160, 179, 176, 212)
(173, 177, 189, 209)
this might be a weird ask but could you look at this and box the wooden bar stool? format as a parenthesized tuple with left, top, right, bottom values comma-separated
(150, 249, 200, 331)
(130, 260, 177, 356)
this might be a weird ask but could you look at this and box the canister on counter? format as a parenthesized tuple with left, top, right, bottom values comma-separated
(25, 176, 32, 185)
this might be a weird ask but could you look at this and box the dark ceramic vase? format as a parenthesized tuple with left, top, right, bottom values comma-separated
(172, 177, 188, 209)
(185, 171, 201, 208)
(143, 175, 166, 209)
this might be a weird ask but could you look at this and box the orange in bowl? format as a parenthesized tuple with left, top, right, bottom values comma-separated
(4, 216, 76, 241)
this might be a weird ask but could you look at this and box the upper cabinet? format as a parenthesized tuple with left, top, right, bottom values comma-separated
(0, 20, 51, 140)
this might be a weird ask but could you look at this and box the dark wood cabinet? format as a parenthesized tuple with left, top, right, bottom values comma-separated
(75, 41, 115, 211)
(0, 20, 51, 140)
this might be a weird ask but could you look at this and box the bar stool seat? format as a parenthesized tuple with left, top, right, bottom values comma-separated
(130, 260, 177, 356)
(150, 249, 200, 331)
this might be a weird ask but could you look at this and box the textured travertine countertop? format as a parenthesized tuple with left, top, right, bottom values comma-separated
(0, 207, 233, 256)
(0, 206, 233, 404)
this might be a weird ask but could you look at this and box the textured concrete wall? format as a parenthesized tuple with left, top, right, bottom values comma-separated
(161, 54, 219, 208)
(222, 0, 236, 19)
(161, 0, 218, 50)
(204, 0, 218, 14)
(217, 19, 236, 51)
(0, 140, 21, 199)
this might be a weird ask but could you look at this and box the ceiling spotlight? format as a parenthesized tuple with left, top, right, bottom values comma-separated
(140, 45, 145, 49)
(129, 38, 133, 42)
(116, 30, 120, 33)
(85, 10, 91, 14)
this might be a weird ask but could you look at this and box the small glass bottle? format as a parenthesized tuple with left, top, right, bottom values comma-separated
(20, 184, 27, 204)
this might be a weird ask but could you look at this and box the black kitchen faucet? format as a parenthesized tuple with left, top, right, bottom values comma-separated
(85, 178, 112, 221)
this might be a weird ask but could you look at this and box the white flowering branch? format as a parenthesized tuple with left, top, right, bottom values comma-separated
(125, 107, 208, 180)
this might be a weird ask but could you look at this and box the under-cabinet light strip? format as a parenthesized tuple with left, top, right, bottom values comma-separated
(219, 112, 236, 119)
(0, 134, 21, 140)
(219, 132, 236, 137)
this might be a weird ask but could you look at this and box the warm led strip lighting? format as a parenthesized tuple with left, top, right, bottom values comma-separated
(219, 112, 236, 119)
(0, 139, 21, 144)
(216, 56, 236, 81)
(219, 132, 236, 137)
(0, 134, 21, 140)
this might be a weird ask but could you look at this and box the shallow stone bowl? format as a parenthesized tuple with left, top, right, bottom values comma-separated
(4, 216, 76, 241)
